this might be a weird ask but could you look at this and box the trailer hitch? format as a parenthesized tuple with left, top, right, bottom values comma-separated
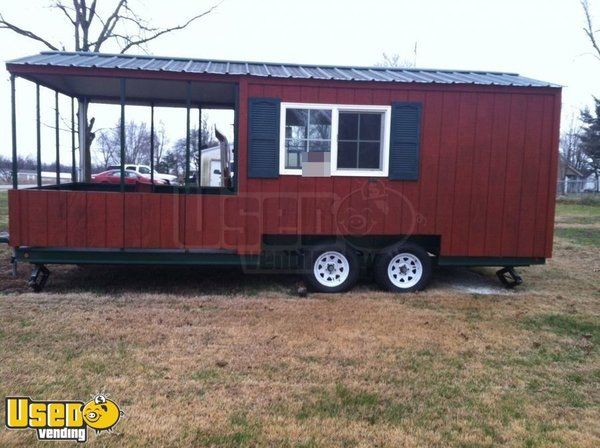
(28, 264, 50, 293)
(496, 266, 522, 289)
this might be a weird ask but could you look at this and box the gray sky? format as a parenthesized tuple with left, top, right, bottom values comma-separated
(1, 0, 599, 164)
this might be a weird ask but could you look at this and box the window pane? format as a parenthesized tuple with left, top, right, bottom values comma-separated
(287, 152, 300, 169)
(359, 113, 383, 140)
(339, 113, 358, 140)
(338, 141, 358, 169)
(308, 109, 332, 139)
(286, 139, 307, 152)
(285, 109, 308, 139)
(309, 140, 330, 152)
(285, 139, 305, 169)
(358, 142, 381, 169)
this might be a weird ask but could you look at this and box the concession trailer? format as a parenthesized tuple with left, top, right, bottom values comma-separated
(2, 51, 561, 293)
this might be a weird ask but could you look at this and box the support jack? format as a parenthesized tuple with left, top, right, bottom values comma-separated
(28, 264, 50, 293)
(496, 266, 522, 289)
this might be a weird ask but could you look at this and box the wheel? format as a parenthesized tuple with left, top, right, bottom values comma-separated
(303, 244, 359, 293)
(374, 243, 432, 293)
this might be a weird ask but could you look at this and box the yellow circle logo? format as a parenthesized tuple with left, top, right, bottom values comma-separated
(82, 395, 123, 433)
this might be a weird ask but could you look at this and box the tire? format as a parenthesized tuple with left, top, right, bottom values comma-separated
(374, 243, 432, 293)
(303, 244, 359, 293)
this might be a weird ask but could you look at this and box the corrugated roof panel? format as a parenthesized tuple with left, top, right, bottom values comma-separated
(188, 61, 209, 73)
(39, 53, 78, 66)
(366, 69, 392, 82)
(206, 61, 227, 74)
(397, 71, 432, 83)
(228, 62, 246, 75)
(316, 67, 342, 80)
(441, 71, 481, 84)
(113, 57, 137, 68)
(380, 70, 412, 82)
(164, 60, 188, 71)
(333, 68, 356, 80)
(95, 55, 121, 68)
(5, 51, 559, 88)
(477, 72, 514, 86)
(302, 66, 330, 79)
(264, 65, 288, 77)
(283, 65, 307, 78)
(118, 57, 146, 69)
(247, 64, 267, 76)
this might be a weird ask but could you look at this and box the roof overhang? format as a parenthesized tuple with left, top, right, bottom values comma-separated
(7, 62, 238, 108)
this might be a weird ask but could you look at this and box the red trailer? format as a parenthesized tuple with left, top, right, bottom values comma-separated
(3, 51, 561, 293)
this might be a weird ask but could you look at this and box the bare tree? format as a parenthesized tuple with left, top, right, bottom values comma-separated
(560, 115, 586, 172)
(582, 0, 600, 61)
(153, 120, 168, 167)
(95, 120, 159, 168)
(0, 0, 220, 180)
(376, 44, 417, 68)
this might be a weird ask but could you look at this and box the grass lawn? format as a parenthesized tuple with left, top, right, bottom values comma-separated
(0, 198, 598, 447)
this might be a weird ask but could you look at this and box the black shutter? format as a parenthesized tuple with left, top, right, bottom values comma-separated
(248, 97, 280, 178)
(389, 102, 422, 180)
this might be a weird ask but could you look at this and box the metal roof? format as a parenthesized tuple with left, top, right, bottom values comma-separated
(7, 51, 559, 88)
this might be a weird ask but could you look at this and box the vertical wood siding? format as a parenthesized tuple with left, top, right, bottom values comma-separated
(8, 79, 560, 259)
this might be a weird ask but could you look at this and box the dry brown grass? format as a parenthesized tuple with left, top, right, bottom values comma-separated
(0, 204, 599, 447)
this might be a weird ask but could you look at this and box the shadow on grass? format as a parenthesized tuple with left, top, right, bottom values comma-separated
(45, 264, 303, 297)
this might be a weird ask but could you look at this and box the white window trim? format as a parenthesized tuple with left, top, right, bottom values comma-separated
(279, 102, 391, 177)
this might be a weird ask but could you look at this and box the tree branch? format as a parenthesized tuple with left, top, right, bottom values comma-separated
(0, 13, 59, 50)
(582, 0, 600, 60)
(92, 0, 126, 52)
(52, 1, 77, 25)
(119, 2, 221, 53)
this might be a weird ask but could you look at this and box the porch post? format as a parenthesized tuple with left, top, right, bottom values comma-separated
(10, 75, 18, 189)
(197, 107, 202, 187)
(55, 91, 60, 186)
(78, 98, 88, 181)
(71, 97, 76, 182)
(36, 84, 42, 187)
(150, 103, 155, 189)
(185, 81, 192, 191)
(120, 78, 126, 192)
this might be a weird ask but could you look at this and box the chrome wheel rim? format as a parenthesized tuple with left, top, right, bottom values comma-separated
(313, 251, 350, 288)
(388, 253, 423, 288)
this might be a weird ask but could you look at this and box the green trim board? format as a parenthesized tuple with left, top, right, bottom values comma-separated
(14, 247, 545, 270)
(437, 256, 545, 267)
(15, 247, 260, 267)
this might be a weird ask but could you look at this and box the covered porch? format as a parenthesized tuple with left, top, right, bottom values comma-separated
(7, 51, 239, 194)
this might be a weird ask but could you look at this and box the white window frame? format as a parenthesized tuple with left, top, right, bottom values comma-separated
(279, 102, 391, 177)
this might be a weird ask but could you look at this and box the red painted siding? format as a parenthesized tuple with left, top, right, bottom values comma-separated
(8, 76, 561, 260)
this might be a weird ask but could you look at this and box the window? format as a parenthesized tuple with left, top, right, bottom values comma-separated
(338, 112, 384, 170)
(138, 166, 151, 175)
(280, 103, 390, 176)
(284, 108, 331, 169)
